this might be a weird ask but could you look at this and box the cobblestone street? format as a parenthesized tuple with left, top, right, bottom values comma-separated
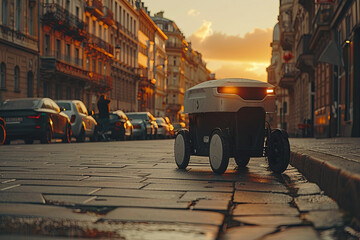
(0, 139, 359, 239)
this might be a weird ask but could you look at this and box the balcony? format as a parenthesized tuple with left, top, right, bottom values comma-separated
(41, 3, 87, 41)
(166, 42, 183, 52)
(86, 33, 114, 56)
(102, 7, 115, 26)
(280, 26, 295, 51)
(167, 103, 182, 112)
(88, 72, 113, 90)
(279, 63, 297, 89)
(85, 0, 104, 19)
(310, 6, 333, 52)
(296, 34, 314, 72)
(40, 54, 89, 81)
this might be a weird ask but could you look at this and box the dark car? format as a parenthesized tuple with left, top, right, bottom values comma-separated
(0, 117, 5, 145)
(126, 112, 158, 139)
(94, 110, 133, 141)
(0, 98, 72, 144)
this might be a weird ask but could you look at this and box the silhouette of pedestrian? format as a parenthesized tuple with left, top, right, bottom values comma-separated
(97, 95, 110, 141)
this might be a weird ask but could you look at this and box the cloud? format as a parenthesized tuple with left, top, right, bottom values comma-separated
(193, 20, 213, 41)
(188, 27, 273, 62)
(187, 9, 200, 16)
(212, 62, 268, 82)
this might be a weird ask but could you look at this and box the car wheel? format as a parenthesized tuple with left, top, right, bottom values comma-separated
(174, 129, 191, 169)
(0, 124, 5, 145)
(40, 125, 52, 144)
(24, 138, 34, 144)
(234, 155, 250, 168)
(62, 124, 72, 143)
(77, 127, 86, 143)
(266, 129, 290, 173)
(209, 129, 229, 174)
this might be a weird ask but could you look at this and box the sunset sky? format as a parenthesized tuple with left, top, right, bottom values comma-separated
(145, 0, 280, 81)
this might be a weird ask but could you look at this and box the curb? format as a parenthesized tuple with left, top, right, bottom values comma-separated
(290, 149, 360, 220)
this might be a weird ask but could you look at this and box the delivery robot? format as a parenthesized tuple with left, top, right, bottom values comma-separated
(174, 78, 290, 174)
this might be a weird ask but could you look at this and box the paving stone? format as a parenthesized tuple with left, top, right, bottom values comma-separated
(303, 210, 344, 229)
(261, 226, 320, 240)
(192, 200, 230, 211)
(295, 183, 322, 195)
(143, 179, 233, 187)
(294, 195, 339, 212)
(0, 203, 98, 222)
(16, 180, 145, 189)
(223, 226, 276, 240)
(83, 196, 189, 209)
(0, 173, 87, 181)
(4, 185, 100, 195)
(233, 204, 299, 216)
(94, 188, 184, 200)
(43, 195, 95, 205)
(233, 191, 292, 204)
(103, 207, 224, 226)
(233, 216, 302, 226)
(143, 183, 233, 192)
(181, 191, 233, 201)
(235, 182, 288, 193)
(0, 192, 44, 204)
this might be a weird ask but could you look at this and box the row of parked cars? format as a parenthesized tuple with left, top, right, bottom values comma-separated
(0, 98, 180, 145)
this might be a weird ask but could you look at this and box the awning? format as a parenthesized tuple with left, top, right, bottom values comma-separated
(318, 40, 344, 67)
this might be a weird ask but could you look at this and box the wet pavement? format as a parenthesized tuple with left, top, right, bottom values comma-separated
(0, 139, 359, 239)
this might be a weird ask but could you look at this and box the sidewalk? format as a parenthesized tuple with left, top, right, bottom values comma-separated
(289, 138, 360, 220)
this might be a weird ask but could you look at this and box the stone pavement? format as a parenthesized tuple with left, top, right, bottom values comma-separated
(0, 139, 359, 239)
(290, 138, 360, 220)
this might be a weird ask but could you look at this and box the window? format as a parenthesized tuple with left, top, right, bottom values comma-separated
(86, 16, 90, 32)
(86, 57, 90, 70)
(55, 84, 62, 99)
(66, 86, 72, 99)
(44, 34, 50, 55)
(29, 4, 34, 35)
(2, 0, 8, 25)
(14, 66, 20, 91)
(0, 62, 6, 88)
(98, 61, 102, 74)
(92, 59, 96, 72)
(173, 57, 177, 66)
(16, 0, 21, 30)
(75, 88, 80, 100)
(44, 82, 50, 97)
(65, 44, 70, 62)
(92, 20, 96, 34)
(75, 48, 79, 65)
(56, 39, 61, 58)
(115, 2, 117, 22)
(76, 6, 79, 19)
(99, 25, 102, 38)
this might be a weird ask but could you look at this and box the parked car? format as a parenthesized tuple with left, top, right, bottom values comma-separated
(56, 100, 97, 142)
(126, 112, 158, 139)
(93, 110, 133, 141)
(156, 117, 171, 139)
(0, 117, 5, 145)
(111, 110, 133, 140)
(164, 117, 175, 138)
(0, 98, 72, 144)
(173, 122, 186, 135)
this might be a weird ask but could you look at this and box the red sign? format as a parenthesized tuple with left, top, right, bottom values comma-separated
(315, 0, 334, 4)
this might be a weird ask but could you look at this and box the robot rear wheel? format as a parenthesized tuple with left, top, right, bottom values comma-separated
(209, 129, 230, 174)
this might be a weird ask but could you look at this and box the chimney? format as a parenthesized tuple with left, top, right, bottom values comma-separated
(155, 11, 164, 18)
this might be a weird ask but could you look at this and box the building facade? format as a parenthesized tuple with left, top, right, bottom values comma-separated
(152, 11, 212, 123)
(0, 0, 39, 102)
(269, 0, 360, 137)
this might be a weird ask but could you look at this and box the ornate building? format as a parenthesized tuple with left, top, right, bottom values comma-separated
(0, 0, 39, 102)
(267, 23, 290, 131)
(152, 11, 212, 122)
(110, 0, 138, 112)
(269, 0, 360, 137)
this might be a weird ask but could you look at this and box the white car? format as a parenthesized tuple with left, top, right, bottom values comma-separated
(56, 100, 97, 142)
(156, 117, 171, 138)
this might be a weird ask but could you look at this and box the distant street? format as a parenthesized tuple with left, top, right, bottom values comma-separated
(0, 139, 358, 239)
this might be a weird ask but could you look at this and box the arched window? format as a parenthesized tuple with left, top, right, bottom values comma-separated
(14, 66, 20, 91)
(0, 62, 6, 88)
(2, 0, 8, 25)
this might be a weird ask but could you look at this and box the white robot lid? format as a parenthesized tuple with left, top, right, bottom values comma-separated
(188, 78, 274, 91)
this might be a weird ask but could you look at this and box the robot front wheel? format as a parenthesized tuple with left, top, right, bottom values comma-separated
(266, 129, 290, 173)
(174, 129, 191, 169)
(209, 129, 230, 174)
